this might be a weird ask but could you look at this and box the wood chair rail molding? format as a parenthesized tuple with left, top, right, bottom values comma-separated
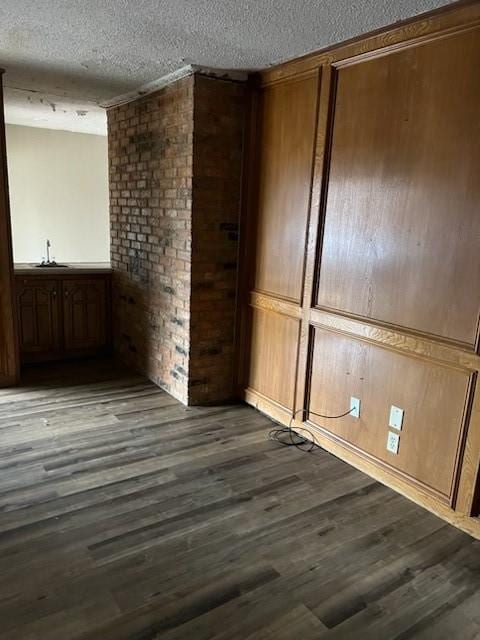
(249, 294, 480, 374)
(238, 0, 480, 539)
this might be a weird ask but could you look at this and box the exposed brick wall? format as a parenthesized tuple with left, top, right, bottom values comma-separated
(108, 77, 194, 403)
(108, 73, 245, 405)
(189, 75, 246, 403)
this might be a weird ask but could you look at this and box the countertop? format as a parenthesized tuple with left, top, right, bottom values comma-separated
(14, 262, 112, 275)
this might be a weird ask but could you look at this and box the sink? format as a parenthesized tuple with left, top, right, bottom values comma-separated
(34, 263, 69, 268)
(35, 241, 68, 268)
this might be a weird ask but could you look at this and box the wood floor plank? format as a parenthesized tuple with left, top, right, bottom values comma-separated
(1, 358, 479, 639)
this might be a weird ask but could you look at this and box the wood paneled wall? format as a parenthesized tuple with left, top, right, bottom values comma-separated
(0, 71, 19, 386)
(239, 2, 480, 538)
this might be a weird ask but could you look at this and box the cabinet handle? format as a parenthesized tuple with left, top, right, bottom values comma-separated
(65, 290, 69, 297)
(52, 290, 57, 297)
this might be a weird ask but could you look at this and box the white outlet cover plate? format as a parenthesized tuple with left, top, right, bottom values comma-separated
(386, 431, 400, 454)
(350, 397, 361, 419)
(389, 405, 404, 431)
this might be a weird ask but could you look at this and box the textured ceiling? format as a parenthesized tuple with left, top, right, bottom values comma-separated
(0, 0, 455, 134)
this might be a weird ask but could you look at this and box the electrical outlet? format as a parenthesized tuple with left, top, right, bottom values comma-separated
(386, 431, 400, 455)
(389, 405, 404, 431)
(350, 397, 361, 419)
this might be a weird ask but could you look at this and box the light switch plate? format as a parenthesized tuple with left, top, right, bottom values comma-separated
(389, 405, 404, 431)
(386, 431, 400, 454)
(350, 397, 361, 419)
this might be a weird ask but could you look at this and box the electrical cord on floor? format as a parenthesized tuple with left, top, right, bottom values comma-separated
(268, 406, 354, 453)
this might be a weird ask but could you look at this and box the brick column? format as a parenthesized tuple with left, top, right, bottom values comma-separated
(108, 73, 245, 404)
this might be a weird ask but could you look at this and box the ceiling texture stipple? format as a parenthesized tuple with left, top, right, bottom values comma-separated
(0, 0, 456, 135)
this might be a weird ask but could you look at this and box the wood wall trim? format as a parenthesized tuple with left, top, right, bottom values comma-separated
(244, 387, 292, 424)
(259, 1, 480, 86)
(238, 1, 480, 534)
(313, 306, 478, 353)
(332, 21, 480, 69)
(242, 388, 480, 540)
(250, 289, 300, 306)
(258, 68, 320, 90)
(305, 416, 450, 504)
(294, 64, 335, 421)
(235, 81, 258, 395)
(455, 375, 480, 515)
(249, 291, 301, 319)
(309, 309, 480, 373)
(298, 67, 322, 307)
(0, 73, 19, 386)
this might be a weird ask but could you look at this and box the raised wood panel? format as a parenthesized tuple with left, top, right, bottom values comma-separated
(240, 3, 480, 536)
(247, 306, 300, 410)
(0, 72, 19, 385)
(253, 73, 319, 302)
(316, 28, 480, 345)
(308, 328, 470, 499)
(14, 274, 111, 363)
(63, 279, 106, 350)
(16, 279, 60, 354)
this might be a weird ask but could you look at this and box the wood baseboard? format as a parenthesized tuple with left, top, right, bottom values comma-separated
(243, 387, 480, 540)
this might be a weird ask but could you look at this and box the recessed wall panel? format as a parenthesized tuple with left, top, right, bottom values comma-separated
(254, 75, 319, 302)
(308, 328, 470, 498)
(248, 307, 300, 409)
(317, 29, 480, 344)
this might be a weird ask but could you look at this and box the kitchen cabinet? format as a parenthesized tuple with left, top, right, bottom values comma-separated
(15, 271, 111, 363)
(16, 279, 61, 357)
(63, 278, 107, 350)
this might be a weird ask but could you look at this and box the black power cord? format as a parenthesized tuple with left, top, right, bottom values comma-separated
(269, 406, 355, 452)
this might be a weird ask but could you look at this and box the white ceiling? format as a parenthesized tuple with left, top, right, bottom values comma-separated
(0, 0, 455, 135)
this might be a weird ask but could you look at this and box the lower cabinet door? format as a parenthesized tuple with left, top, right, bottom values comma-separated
(63, 279, 106, 350)
(16, 279, 61, 355)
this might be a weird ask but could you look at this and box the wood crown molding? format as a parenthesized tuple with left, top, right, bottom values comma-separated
(258, 0, 480, 86)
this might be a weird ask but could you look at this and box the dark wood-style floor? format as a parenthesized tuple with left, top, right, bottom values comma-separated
(1, 359, 479, 640)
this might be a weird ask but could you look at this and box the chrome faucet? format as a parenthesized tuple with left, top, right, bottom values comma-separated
(37, 240, 65, 269)
(41, 239, 57, 266)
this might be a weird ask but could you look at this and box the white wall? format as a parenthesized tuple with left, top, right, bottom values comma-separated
(5, 124, 109, 263)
